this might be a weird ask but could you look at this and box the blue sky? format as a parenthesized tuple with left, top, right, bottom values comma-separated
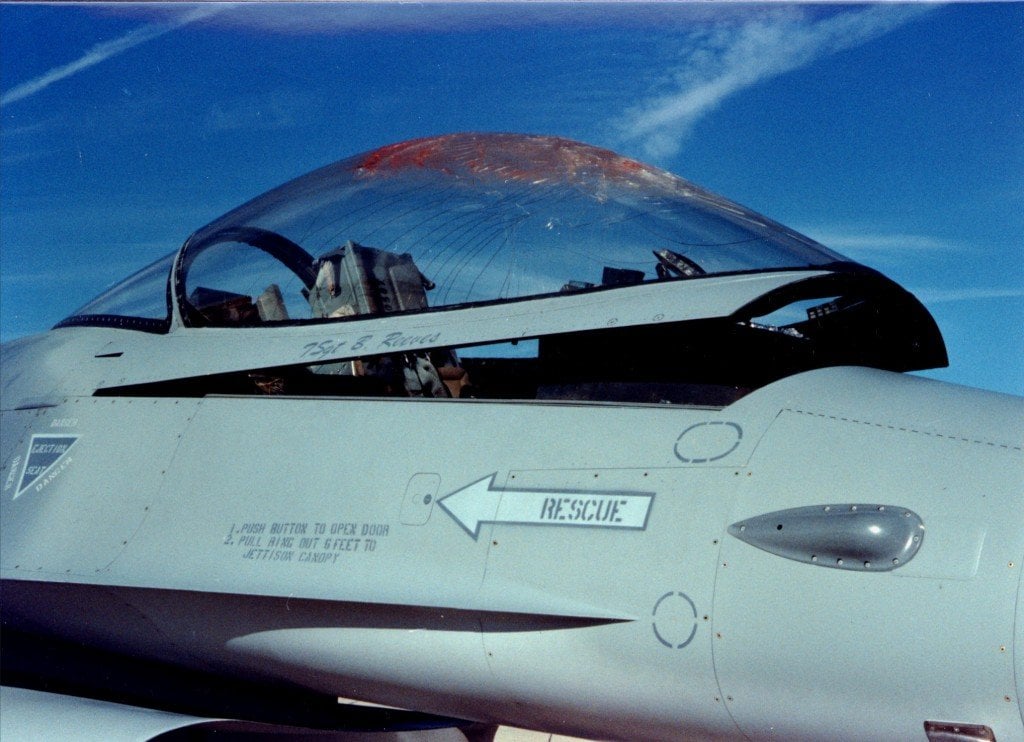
(1, 2, 1021, 394)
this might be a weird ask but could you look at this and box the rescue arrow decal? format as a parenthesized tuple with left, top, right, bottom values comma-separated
(437, 473, 655, 540)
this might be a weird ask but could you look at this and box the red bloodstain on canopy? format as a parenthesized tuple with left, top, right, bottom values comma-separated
(354, 133, 673, 191)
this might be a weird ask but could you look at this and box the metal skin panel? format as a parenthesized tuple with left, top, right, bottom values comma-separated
(0, 685, 476, 741)
(0, 398, 199, 575)
(1, 391, 771, 740)
(480, 467, 742, 740)
(1, 366, 1020, 739)
(0, 686, 209, 741)
(0, 331, 110, 412)
(0, 409, 37, 498)
(0, 270, 826, 405)
(121, 396, 491, 609)
(714, 372, 1024, 741)
(1018, 561, 1024, 734)
(102, 396, 771, 615)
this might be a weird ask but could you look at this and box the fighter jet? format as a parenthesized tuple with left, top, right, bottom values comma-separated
(1, 133, 1021, 741)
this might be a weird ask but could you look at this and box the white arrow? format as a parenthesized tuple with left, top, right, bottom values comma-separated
(437, 473, 655, 540)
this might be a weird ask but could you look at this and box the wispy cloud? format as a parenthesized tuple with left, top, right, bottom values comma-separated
(800, 230, 962, 257)
(914, 287, 1024, 305)
(204, 94, 298, 133)
(144, 2, 717, 36)
(615, 5, 933, 159)
(0, 6, 223, 106)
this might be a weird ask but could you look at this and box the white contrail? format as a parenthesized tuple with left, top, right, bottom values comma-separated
(1, 6, 223, 106)
(915, 287, 1024, 305)
(802, 231, 961, 255)
(616, 5, 935, 159)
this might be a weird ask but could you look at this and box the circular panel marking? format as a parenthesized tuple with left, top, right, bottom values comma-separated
(652, 591, 698, 649)
(674, 421, 743, 464)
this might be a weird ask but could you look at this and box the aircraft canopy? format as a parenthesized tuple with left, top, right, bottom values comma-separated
(64, 133, 856, 330)
(57, 134, 947, 401)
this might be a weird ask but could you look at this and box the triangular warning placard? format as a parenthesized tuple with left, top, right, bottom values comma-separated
(15, 434, 79, 499)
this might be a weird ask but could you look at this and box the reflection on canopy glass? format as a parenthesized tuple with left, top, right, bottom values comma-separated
(62, 133, 854, 331)
(177, 133, 850, 326)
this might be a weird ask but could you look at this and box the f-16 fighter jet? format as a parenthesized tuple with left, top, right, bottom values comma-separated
(2, 133, 1021, 742)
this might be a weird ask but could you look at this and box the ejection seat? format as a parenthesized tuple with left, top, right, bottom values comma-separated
(304, 241, 463, 398)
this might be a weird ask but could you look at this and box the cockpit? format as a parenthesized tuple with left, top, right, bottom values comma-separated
(58, 133, 947, 405)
